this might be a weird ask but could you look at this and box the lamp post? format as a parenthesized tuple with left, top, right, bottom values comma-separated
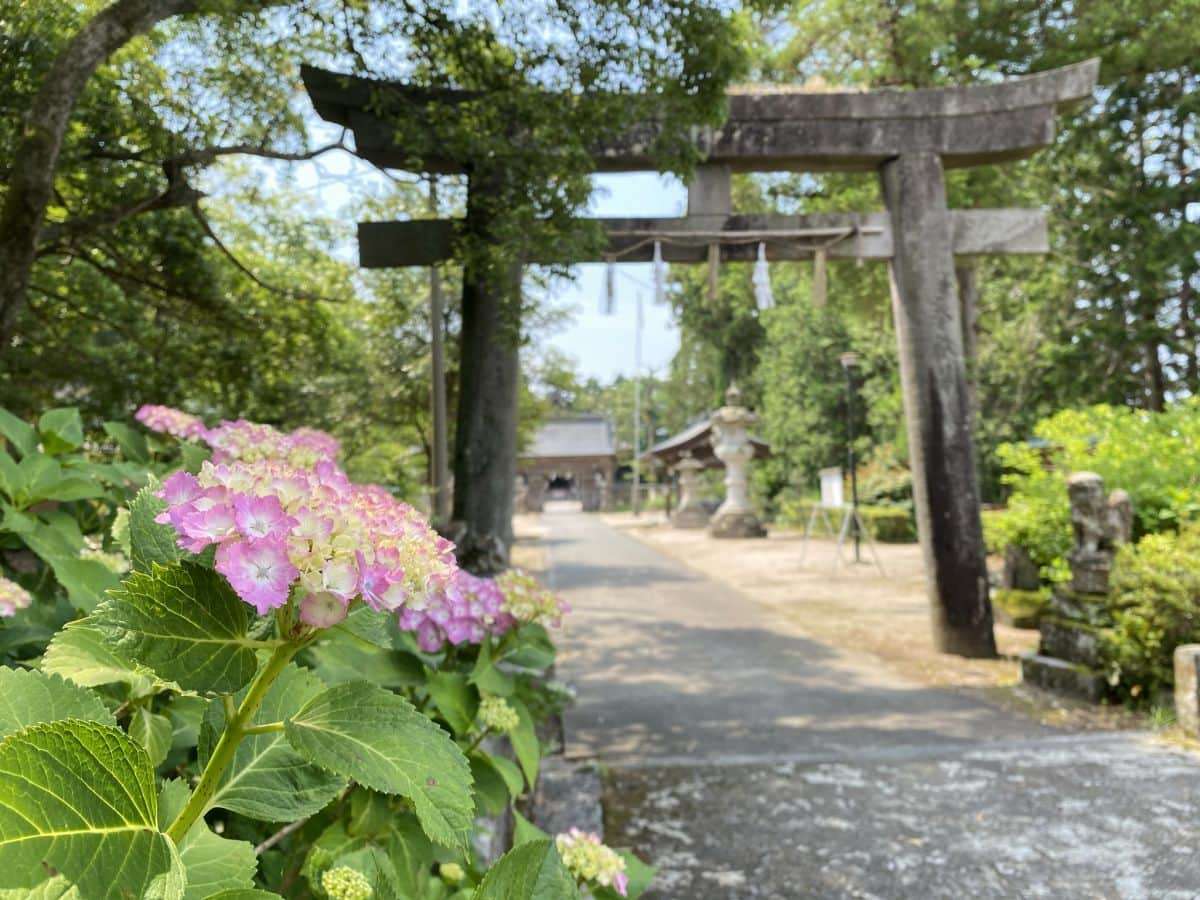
(839, 351, 862, 563)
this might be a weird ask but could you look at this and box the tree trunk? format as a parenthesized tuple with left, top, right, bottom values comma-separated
(0, 0, 198, 345)
(450, 173, 521, 575)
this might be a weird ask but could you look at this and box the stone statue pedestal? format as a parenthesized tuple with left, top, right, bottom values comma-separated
(671, 452, 709, 529)
(708, 385, 766, 539)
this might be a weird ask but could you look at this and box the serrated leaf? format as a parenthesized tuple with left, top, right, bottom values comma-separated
(489, 753, 525, 799)
(0, 720, 181, 899)
(511, 809, 549, 847)
(37, 408, 83, 455)
(96, 562, 259, 693)
(200, 664, 345, 821)
(426, 670, 478, 735)
(471, 639, 515, 696)
(307, 627, 424, 690)
(42, 618, 163, 697)
(505, 623, 556, 670)
(474, 839, 580, 900)
(469, 752, 510, 817)
(130, 706, 173, 767)
(0, 668, 114, 739)
(0, 408, 37, 458)
(509, 697, 540, 788)
(128, 482, 184, 572)
(157, 781, 258, 900)
(285, 681, 474, 849)
(103, 421, 150, 463)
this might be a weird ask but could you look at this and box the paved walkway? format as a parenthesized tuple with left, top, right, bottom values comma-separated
(546, 506, 1200, 900)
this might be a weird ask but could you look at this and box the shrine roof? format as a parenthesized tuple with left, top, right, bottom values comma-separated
(523, 415, 615, 460)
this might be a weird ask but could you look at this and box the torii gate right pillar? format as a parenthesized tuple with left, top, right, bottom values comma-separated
(882, 152, 994, 657)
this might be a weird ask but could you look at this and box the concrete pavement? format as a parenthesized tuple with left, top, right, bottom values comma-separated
(546, 505, 1200, 899)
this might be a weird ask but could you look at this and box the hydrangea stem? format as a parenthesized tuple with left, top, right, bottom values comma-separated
(166, 640, 302, 843)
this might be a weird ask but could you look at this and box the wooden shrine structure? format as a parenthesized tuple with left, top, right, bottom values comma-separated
(303, 60, 1099, 657)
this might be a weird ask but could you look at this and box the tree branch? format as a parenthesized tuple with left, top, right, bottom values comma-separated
(90, 133, 351, 169)
(189, 202, 347, 305)
(0, 0, 203, 343)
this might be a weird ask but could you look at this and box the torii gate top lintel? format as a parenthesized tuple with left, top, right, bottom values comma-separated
(301, 59, 1098, 175)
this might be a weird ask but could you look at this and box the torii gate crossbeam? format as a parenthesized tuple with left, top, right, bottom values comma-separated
(302, 60, 1099, 658)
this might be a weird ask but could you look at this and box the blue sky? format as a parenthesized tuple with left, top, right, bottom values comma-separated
(539, 172, 687, 381)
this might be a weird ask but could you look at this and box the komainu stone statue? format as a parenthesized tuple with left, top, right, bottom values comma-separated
(1066, 471, 1132, 595)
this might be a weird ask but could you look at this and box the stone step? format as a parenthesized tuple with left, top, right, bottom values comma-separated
(1020, 652, 1106, 702)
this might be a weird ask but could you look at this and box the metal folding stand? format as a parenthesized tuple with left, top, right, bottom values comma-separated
(831, 505, 885, 576)
(799, 503, 886, 576)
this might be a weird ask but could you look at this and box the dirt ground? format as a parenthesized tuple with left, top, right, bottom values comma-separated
(597, 512, 1146, 732)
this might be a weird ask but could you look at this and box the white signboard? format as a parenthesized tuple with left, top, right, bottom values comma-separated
(819, 467, 844, 509)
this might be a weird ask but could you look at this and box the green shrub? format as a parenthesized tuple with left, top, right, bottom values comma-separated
(991, 399, 1200, 586)
(1100, 524, 1200, 703)
(991, 587, 1051, 629)
(859, 504, 917, 542)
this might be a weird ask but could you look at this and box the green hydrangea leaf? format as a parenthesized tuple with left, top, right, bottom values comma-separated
(0, 408, 37, 458)
(130, 706, 173, 768)
(306, 626, 424, 690)
(103, 421, 150, 463)
(129, 482, 184, 572)
(95, 562, 260, 693)
(0, 720, 182, 899)
(474, 839, 580, 900)
(285, 681, 474, 849)
(200, 664, 346, 821)
(426, 670, 478, 735)
(0, 875, 81, 899)
(157, 781, 258, 900)
(203, 893, 284, 900)
(42, 618, 166, 698)
(508, 697, 540, 788)
(37, 408, 84, 455)
(0, 668, 114, 739)
(511, 809, 549, 847)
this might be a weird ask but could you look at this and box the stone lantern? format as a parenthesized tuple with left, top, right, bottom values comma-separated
(708, 384, 766, 538)
(672, 451, 709, 529)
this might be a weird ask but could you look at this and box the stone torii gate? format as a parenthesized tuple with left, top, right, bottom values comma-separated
(303, 60, 1098, 658)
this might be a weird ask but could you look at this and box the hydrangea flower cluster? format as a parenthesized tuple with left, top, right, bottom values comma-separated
(135, 404, 341, 468)
(0, 577, 31, 617)
(496, 569, 569, 628)
(156, 459, 455, 628)
(321, 866, 373, 900)
(401, 569, 516, 653)
(204, 419, 341, 467)
(477, 695, 520, 734)
(134, 405, 207, 441)
(555, 828, 629, 896)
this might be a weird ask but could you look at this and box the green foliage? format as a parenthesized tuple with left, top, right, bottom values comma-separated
(158, 780, 259, 900)
(199, 664, 347, 821)
(1100, 525, 1200, 702)
(475, 839, 581, 900)
(285, 681, 475, 850)
(0, 720, 182, 899)
(991, 588, 1052, 630)
(96, 562, 260, 694)
(128, 482, 185, 572)
(991, 401, 1200, 583)
(0, 667, 114, 738)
